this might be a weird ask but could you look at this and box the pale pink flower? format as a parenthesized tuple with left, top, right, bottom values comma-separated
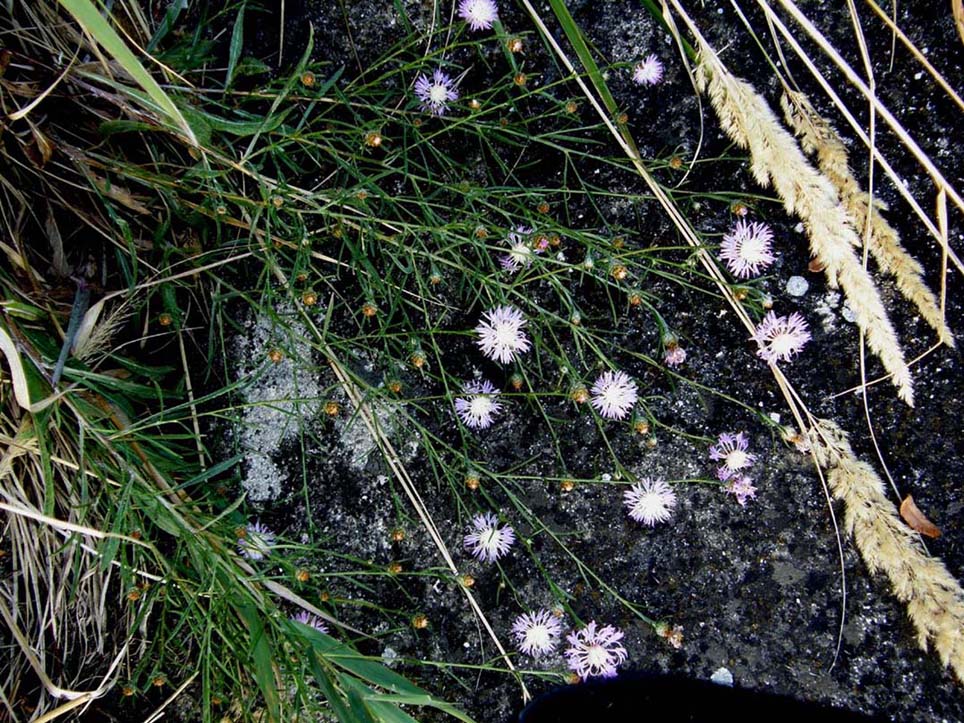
(753, 311, 811, 363)
(709, 432, 756, 481)
(663, 345, 686, 368)
(565, 622, 628, 679)
(454, 379, 502, 429)
(725, 474, 758, 506)
(719, 220, 775, 278)
(511, 610, 563, 656)
(590, 370, 638, 420)
(292, 611, 329, 634)
(475, 305, 530, 363)
(463, 512, 515, 562)
(500, 225, 538, 271)
(414, 69, 459, 116)
(238, 521, 275, 560)
(624, 478, 677, 526)
(632, 54, 664, 86)
(458, 0, 498, 31)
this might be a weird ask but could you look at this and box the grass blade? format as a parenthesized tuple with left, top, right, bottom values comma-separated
(56, 0, 198, 146)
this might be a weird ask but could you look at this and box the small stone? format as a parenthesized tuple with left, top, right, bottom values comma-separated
(710, 666, 734, 686)
(841, 302, 857, 323)
(382, 647, 399, 667)
(785, 275, 809, 297)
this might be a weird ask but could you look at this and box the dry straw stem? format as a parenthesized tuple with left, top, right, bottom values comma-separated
(782, 90, 955, 348)
(749, 1, 964, 279)
(811, 419, 964, 681)
(763, 0, 964, 226)
(694, 41, 915, 405)
(952, 0, 964, 46)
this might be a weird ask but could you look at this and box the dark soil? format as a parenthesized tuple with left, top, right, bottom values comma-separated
(229, 2, 964, 722)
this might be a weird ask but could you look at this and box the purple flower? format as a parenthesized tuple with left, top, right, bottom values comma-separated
(458, 0, 498, 31)
(454, 379, 502, 429)
(292, 611, 329, 634)
(663, 345, 686, 368)
(414, 69, 459, 116)
(238, 521, 275, 560)
(623, 478, 677, 526)
(709, 432, 756, 481)
(463, 512, 515, 562)
(590, 370, 638, 420)
(632, 54, 664, 86)
(719, 220, 775, 278)
(724, 474, 757, 506)
(564, 621, 628, 679)
(475, 305, 531, 363)
(753, 311, 811, 363)
(511, 610, 563, 656)
(499, 225, 540, 272)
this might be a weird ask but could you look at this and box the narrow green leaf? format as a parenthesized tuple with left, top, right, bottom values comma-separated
(226, 4, 245, 88)
(308, 655, 354, 721)
(307, 635, 423, 696)
(56, 0, 198, 146)
(239, 605, 281, 722)
(146, 0, 187, 51)
(363, 692, 477, 723)
(341, 676, 378, 723)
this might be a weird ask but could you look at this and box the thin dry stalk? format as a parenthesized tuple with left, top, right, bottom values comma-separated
(766, 0, 964, 221)
(755, 0, 964, 279)
(0, 416, 126, 718)
(695, 41, 916, 404)
(863, 0, 964, 115)
(954, 0, 964, 46)
(811, 419, 964, 681)
(782, 90, 954, 347)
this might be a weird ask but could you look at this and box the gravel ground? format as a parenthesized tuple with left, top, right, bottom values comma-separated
(232, 2, 964, 721)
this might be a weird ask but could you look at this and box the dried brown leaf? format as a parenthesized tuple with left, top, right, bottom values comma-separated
(900, 495, 941, 538)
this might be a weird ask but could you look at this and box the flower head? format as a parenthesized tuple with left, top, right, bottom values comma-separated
(291, 611, 329, 634)
(720, 220, 775, 278)
(454, 379, 502, 429)
(511, 610, 563, 657)
(500, 225, 540, 271)
(725, 474, 757, 506)
(709, 432, 756, 481)
(414, 69, 459, 116)
(238, 521, 275, 560)
(632, 54, 664, 86)
(663, 345, 686, 368)
(475, 305, 531, 363)
(458, 0, 499, 31)
(624, 478, 677, 526)
(590, 370, 638, 420)
(564, 621, 628, 679)
(753, 311, 811, 363)
(463, 512, 515, 562)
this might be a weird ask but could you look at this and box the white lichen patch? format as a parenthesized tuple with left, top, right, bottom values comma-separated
(233, 305, 323, 502)
(334, 395, 404, 471)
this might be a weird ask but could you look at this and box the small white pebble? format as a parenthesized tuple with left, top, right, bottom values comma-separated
(711, 667, 734, 686)
(785, 275, 809, 297)
(841, 302, 857, 323)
